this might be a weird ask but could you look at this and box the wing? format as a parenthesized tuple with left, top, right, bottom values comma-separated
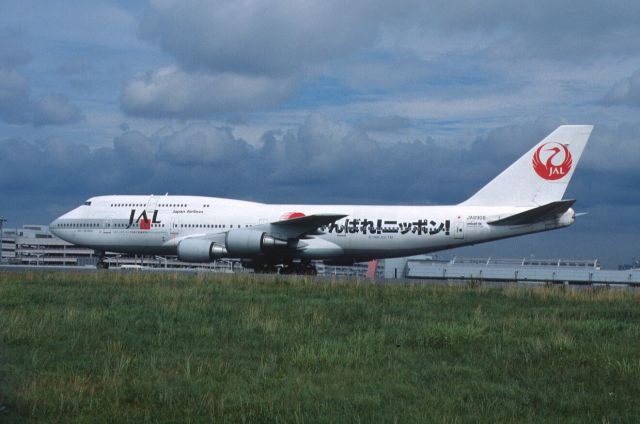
(267, 213, 347, 239)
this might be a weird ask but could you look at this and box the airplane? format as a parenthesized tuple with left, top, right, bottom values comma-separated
(50, 125, 593, 274)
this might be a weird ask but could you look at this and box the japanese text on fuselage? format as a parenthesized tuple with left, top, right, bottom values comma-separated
(321, 219, 451, 236)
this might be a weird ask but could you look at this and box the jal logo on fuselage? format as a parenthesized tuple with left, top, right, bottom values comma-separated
(127, 209, 161, 230)
(532, 142, 572, 180)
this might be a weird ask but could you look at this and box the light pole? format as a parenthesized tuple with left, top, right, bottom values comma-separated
(0, 217, 6, 264)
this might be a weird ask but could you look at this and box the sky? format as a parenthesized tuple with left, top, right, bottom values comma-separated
(1, 0, 639, 268)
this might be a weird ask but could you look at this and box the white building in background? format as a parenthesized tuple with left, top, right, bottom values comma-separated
(1, 225, 97, 266)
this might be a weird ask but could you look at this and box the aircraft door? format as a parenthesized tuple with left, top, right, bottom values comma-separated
(103, 219, 112, 234)
(169, 216, 180, 246)
(454, 221, 464, 239)
(146, 195, 158, 213)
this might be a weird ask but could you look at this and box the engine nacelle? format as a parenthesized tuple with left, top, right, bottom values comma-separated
(177, 239, 227, 263)
(225, 229, 287, 256)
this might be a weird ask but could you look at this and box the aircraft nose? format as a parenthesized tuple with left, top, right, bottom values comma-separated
(49, 218, 61, 237)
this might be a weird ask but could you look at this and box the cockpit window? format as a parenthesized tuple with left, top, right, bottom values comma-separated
(84, 201, 92, 206)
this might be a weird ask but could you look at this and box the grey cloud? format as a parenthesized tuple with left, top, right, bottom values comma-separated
(31, 94, 84, 126)
(0, 117, 606, 204)
(0, 30, 83, 126)
(128, 1, 419, 119)
(0, 137, 91, 193)
(469, 117, 564, 162)
(0, 72, 83, 125)
(0, 115, 475, 208)
(427, 0, 638, 35)
(2, 116, 632, 210)
(602, 69, 640, 107)
(139, 1, 640, 76)
(579, 123, 640, 172)
(121, 66, 292, 118)
(425, 0, 640, 61)
(155, 124, 251, 166)
(126, 1, 640, 121)
(138, 1, 396, 77)
(0, 68, 31, 123)
(358, 115, 412, 133)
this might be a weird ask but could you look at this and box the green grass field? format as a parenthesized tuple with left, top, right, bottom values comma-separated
(1, 271, 639, 423)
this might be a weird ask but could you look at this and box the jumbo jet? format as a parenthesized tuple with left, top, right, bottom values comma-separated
(50, 125, 593, 274)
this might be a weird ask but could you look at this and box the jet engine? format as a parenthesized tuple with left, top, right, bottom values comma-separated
(177, 239, 227, 262)
(225, 229, 288, 255)
(177, 229, 287, 262)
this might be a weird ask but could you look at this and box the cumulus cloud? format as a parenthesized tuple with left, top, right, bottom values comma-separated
(0, 116, 472, 207)
(3, 115, 612, 207)
(121, 66, 291, 118)
(0, 68, 30, 121)
(138, 0, 391, 76)
(139, 0, 640, 75)
(0, 29, 83, 126)
(155, 124, 251, 165)
(122, 1, 420, 119)
(30, 94, 84, 126)
(124, 0, 640, 120)
(0, 74, 83, 125)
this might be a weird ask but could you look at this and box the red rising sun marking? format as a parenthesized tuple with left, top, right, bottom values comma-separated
(139, 218, 151, 230)
(280, 211, 305, 220)
(532, 142, 572, 181)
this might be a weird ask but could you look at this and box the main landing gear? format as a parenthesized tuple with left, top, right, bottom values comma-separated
(252, 263, 278, 274)
(95, 250, 109, 270)
(280, 261, 317, 275)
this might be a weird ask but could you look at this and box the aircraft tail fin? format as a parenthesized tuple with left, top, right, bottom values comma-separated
(461, 125, 593, 207)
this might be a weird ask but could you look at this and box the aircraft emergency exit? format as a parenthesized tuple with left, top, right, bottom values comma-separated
(50, 125, 593, 273)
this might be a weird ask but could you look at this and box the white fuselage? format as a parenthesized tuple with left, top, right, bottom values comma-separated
(50, 194, 575, 262)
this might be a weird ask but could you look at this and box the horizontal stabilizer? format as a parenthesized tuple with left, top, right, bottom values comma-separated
(488, 199, 575, 226)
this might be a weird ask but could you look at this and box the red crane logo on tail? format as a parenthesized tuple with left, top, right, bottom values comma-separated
(532, 142, 572, 180)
